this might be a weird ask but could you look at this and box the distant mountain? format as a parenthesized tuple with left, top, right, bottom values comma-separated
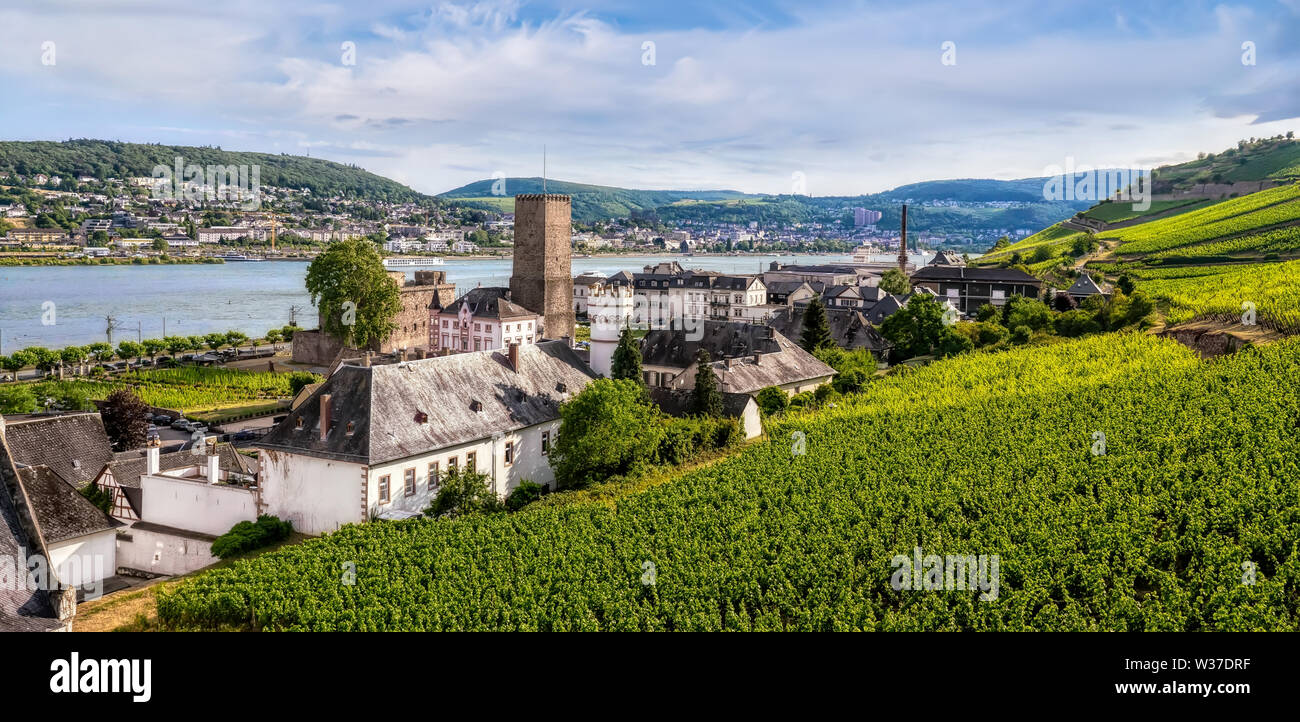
(879, 177, 1054, 203)
(439, 177, 755, 222)
(0, 139, 427, 202)
(1149, 135, 1300, 192)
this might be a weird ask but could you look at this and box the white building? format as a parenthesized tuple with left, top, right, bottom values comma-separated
(429, 287, 540, 355)
(587, 279, 635, 377)
(255, 341, 598, 534)
(16, 465, 118, 593)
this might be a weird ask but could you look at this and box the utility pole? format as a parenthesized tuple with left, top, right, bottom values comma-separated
(138, 321, 142, 343)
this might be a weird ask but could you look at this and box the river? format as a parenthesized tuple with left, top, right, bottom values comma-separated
(0, 252, 933, 351)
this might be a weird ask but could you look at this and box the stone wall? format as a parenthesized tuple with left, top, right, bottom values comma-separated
(511, 194, 576, 343)
(292, 270, 455, 365)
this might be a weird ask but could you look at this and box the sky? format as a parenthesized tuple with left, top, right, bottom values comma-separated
(1, 0, 1298, 196)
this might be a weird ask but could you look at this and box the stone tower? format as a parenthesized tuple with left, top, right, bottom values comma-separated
(511, 194, 575, 343)
(587, 280, 634, 377)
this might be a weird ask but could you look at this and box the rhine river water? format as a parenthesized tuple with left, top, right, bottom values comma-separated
(0, 252, 934, 351)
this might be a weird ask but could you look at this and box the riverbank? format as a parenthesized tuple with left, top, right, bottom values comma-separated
(0, 255, 226, 266)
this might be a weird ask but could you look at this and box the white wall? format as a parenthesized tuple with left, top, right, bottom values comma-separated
(115, 526, 216, 577)
(260, 451, 365, 536)
(48, 531, 116, 588)
(140, 474, 258, 537)
(365, 420, 560, 519)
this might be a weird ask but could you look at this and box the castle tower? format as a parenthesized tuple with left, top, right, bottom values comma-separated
(511, 194, 575, 344)
(588, 281, 634, 377)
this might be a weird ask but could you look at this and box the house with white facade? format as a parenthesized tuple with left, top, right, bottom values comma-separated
(255, 341, 597, 535)
(16, 465, 118, 594)
(429, 286, 541, 355)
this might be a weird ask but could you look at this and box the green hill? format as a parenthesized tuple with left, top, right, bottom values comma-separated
(439, 177, 754, 222)
(1150, 135, 1300, 192)
(0, 139, 428, 202)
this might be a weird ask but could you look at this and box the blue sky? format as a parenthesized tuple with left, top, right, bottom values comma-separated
(1, 0, 1297, 195)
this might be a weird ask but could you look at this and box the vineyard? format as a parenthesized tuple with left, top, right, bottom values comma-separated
(154, 334, 1300, 631)
(973, 225, 1084, 266)
(1137, 259, 1300, 330)
(1106, 184, 1300, 256)
(32, 368, 312, 413)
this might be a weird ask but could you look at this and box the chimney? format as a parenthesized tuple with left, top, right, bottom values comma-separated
(362, 351, 372, 367)
(207, 452, 220, 485)
(319, 393, 332, 441)
(898, 204, 908, 273)
(507, 342, 520, 372)
(399, 348, 408, 362)
(754, 353, 762, 365)
(146, 436, 161, 475)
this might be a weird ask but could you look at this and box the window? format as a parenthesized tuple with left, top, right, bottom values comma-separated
(474, 337, 481, 351)
(441, 333, 448, 348)
(504, 441, 514, 466)
(378, 475, 390, 503)
(295, 417, 304, 430)
(345, 421, 355, 436)
(447, 457, 458, 474)
(404, 468, 416, 496)
(474, 322, 481, 331)
(442, 320, 448, 328)
(428, 461, 440, 491)
(541, 431, 550, 455)
(466, 452, 476, 474)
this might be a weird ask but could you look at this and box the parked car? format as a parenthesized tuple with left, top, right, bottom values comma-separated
(153, 414, 172, 424)
(190, 424, 208, 435)
(231, 430, 257, 441)
(170, 418, 191, 430)
(146, 424, 158, 434)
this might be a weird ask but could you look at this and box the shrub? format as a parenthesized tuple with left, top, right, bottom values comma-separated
(755, 386, 789, 416)
(1055, 309, 1101, 338)
(0, 384, 36, 414)
(975, 303, 1000, 323)
(211, 515, 293, 559)
(424, 468, 503, 519)
(1010, 325, 1033, 344)
(552, 379, 664, 489)
(505, 481, 544, 512)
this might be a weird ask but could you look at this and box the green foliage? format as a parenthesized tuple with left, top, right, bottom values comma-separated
(0, 384, 36, 414)
(100, 388, 150, 451)
(799, 297, 834, 352)
(1010, 325, 1033, 344)
(755, 386, 789, 416)
(552, 379, 664, 489)
(155, 334, 1300, 631)
(210, 515, 294, 559)
(880, 295, 948, 359)
(975, 303, 1000, 323)
(425, 468, 504, 519)
(288, 372, 319, 397)
(878, 268, 911, 295)
(304, 239, 403, 348)
(1054, 309, 1101, 338)
(505, 481, 545, 512)
(80, 480, 113, 515)
(610, 327, 643, 382)
(1004, 296, 1054, 332)
(689, 350, 723, 417)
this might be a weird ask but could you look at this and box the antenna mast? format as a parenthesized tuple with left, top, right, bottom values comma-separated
(543, 145, 547, 194)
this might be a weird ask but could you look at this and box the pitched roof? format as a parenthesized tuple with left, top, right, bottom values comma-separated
(929, 251, 966, 266)
(641, 322, 835, 395)
(105, 443, 255, 491)
(0, 473, 60, 631)
(647, 387, 755, 419)
(256, 341, 597, 465)
(3, 413, 114, 489)
(433, 287, 538, 320)
(910, 266, 1041, 284)
(1067, 274, 1108, 296)
(17, 465, 118, 544)
(768, 306, 895, 354)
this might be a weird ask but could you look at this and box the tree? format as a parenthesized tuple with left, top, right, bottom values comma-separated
(880, 294, 948, 359)
(141, 338, 166, 363)
(1005, 297, 1054, 332)
(304, 238, 402, 348)
(101, 389, 150, 451)
(755, 386, 789, 416)
(610, 327, 643, 382)
(1117, 273, 1136, 295)
(59, 345, 86, 375)
(85, 342, 114, 365)
(25, 347, 59, 375)
(116, 341, 143, 368)
(551, 379, 665, 489)
(152, 237, 168, 252)
(689, 350, 723, 417)
(265, 328, 283, 349)
(165, 336, 190, 358)
(799, 297, 834, 352)
(288, 371, 319, 397)
(80, 480, 113, 515)
(204, 333, 227, 352)
(879, 268, 911, 295)
(225, 330, 249, 356)
(424, 467, 503, 519)
(975, 303, 999, 323)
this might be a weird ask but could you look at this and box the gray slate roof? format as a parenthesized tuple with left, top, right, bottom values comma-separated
(642, 322, 835, 395)
(647, 387, 755, 419)
(17, 465, 119, 544)
(768, 305, 894, 355)
(910, 266, 1041, 284)
(256, 341, 597, 465)
(0, 450, 60, 630)
(1067, 274, 1108, 297)
(3, 413, 114, 489)
(433, 286, 538, 319)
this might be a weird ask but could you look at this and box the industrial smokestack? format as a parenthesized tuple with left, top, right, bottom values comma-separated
(898, 204, 908, 273)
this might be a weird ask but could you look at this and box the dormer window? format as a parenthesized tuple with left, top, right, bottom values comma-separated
(470, 400, 482, 412)
(556, 382, 567, 393)
(414, 411, 428, 424)
(345, 421, 355, 436)
(295, 417, 305, 430)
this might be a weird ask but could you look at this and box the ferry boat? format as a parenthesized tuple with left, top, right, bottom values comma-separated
(383, 256, 445, 268)
(214, 254, 265, 262)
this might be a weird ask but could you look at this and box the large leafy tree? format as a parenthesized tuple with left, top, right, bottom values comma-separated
(799, 297, 834, 352)
(304, 238, 402, 348)
(101, 388, 150, 451)
(879, 268, 912, 296)
(880, 294, 952, 360)
(610, 327, 643, 382)
(551, 379, 665, 489)
(689, 350, 723, 417)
